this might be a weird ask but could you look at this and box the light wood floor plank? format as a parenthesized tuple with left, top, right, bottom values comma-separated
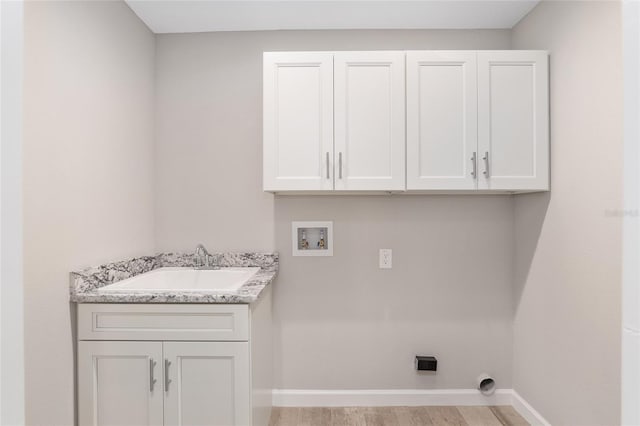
(329, 408, 352, 426)
(299, 407, 331, 426)
(363, 406, 398, 426)
(269, 407, 299, 426)
(268, 406, 281, 426)
(394, 406, 434, 425)
(425, 406, 468, 426)
(269, 405, 528, 426)
(458, 406, 503, 426)
(329, 408, 348, 426)
(490, 406, 529, 426)
(342, 407, 367, 426)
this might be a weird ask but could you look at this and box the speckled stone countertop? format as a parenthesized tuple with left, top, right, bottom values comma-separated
(70, 252, 278, 304)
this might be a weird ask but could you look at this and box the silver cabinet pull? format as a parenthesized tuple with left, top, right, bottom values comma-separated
(471, 152, 477, 179)
(326, 152, 330, 179)
(164, 359, 171, 392)
(149, 359, 157, 392)
(482, 151, 490, 177)
(338, 152, 343, 179)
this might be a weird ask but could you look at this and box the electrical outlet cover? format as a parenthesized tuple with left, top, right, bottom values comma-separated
(379, 249, 392, 269)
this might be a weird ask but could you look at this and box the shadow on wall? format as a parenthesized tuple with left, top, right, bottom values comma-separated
(513, 192, 551, 311)
(69, 302, 78, 426)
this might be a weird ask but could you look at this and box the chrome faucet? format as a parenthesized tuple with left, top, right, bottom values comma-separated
(194, 244, 219, 269)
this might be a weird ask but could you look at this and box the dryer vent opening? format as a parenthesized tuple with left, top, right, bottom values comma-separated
(477, 374, 496, 396)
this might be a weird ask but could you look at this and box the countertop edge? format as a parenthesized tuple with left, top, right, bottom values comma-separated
(70, 252, 279, 304)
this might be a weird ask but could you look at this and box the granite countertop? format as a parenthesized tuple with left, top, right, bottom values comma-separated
(70, 252, 278, 304)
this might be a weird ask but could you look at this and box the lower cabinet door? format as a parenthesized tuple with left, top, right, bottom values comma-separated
(78, 341, 164, 426)
(163, 341, 251, 426)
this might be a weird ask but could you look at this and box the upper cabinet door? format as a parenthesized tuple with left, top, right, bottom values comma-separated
(334, 52, 406, 191)
(263, 52, 334, 191)
(406, 51, 478, 190)
(477, 51, 549, 191)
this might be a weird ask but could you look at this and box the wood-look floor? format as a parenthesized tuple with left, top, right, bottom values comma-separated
(269, 406, 529, 426)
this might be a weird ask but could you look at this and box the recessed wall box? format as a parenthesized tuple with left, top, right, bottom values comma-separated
(292, 221, 333, 256)
(415, 356, 437, 371)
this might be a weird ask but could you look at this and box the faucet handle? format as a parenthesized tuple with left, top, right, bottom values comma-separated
(205, 253, 221, 268)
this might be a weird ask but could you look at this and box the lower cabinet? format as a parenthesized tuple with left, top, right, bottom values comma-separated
(77, 293, 272, 426)
(78, 341, 164, 426)
(164, 342, 250, 426)
(79, 341, 250, 426)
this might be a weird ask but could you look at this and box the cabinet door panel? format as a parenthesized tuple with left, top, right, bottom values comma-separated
(164, 342, 250, 426)
(478, 51, 549, 191)
(78, 341, 164, 426)
(407, 51, 478, 190)
(334, 52, 405, 191)
(263, 52, 334, 191)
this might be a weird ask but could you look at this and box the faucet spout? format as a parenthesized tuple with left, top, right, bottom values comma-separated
(194, 244, 219, 269)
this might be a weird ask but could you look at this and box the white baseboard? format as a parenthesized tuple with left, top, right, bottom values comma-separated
(272, 389, 551, 425)
(273, 388, 513, 407)
(511, 390, 551, 426)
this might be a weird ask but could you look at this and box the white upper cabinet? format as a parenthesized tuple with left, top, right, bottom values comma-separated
(263, 52, 334, 191)
(406, 51, 478, 190)
(477, 51, 549, 191)
(263, 50, 549, 193)
(334, 52, 406, 191)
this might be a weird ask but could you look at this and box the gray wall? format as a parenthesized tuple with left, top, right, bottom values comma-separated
(274, 195, 514, 389)
(155, 29, 516, 389)
(1, 1, 25, 424)
(511, 2, 623, 425)
(21, 3, 626, 423)
(154, 29, 511, 254)
(23, 2, 156, 424)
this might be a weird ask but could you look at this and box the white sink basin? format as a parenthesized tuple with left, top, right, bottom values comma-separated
(97, 267, 260, 293)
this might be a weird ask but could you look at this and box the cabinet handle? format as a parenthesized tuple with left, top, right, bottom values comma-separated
(149, 359, 157, 392)
(326, 152, 330, 179)
(482, 151, 490, 177)
(471, 152, 477, 179)
(164, 359, 171, 392)
(338, 152, 343, 179)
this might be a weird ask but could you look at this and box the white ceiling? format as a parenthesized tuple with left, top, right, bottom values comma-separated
(125, 0, 540, 34)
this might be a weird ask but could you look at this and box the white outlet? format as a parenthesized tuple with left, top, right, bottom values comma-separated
(379, 249, 392, 269)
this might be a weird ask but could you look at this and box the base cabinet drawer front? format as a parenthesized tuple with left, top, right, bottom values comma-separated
(78, 341, 164, 426)
(78, 304, 249, 341)
(164, 342, 251, 426)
